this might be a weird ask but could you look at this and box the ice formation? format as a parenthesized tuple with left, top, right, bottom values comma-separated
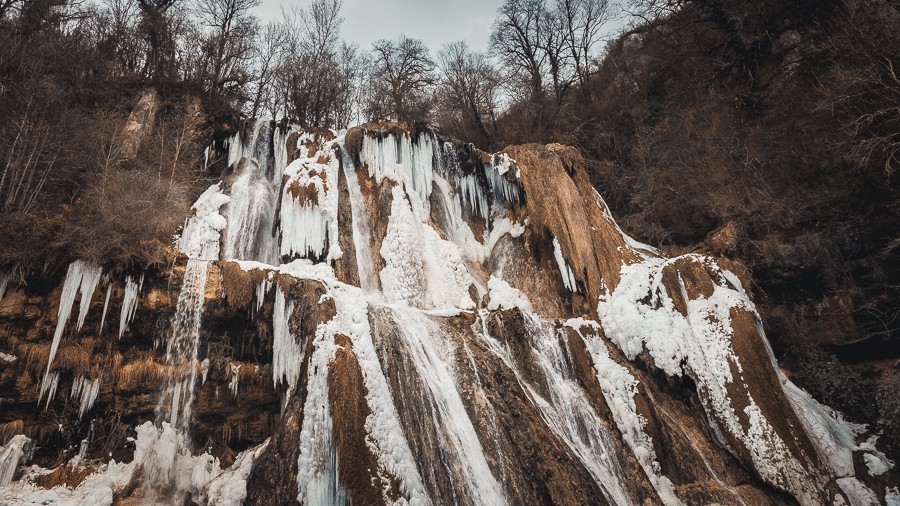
(3, 124, 894, 506)
(553, 237, 579, 292)
(0, 436, 31, 487)
(38, 260, 102, 404)
(117, 275, 143, 338)
(70, 376, 101, 420)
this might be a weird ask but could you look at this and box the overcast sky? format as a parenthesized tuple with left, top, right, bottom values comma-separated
(255, 0, 507, 53)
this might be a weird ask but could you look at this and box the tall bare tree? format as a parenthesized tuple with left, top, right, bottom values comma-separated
(490, 0, 547, 102)
(436, 41, 500, 146)
(368, 35, 434, 123)
(136, 0, 178, 78)
(555, 0, 611, 95)
(196, 0, 259, 104)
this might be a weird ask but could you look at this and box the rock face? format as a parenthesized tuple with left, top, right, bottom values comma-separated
(0, 121, 896, 505)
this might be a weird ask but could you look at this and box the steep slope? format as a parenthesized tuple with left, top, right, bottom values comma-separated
(0, 121, 896, 505)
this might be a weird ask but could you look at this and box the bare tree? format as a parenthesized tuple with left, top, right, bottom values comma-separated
(490, 0, 547, 102)
(555, 0, 611, 94)
(273, 0, 360, 127)
(368, 35, 435, 123)
(248, 21, 286, 118)
(195, 0, 259, 103)
(436, 41, 500, 146)
(136, 0, 178, 78)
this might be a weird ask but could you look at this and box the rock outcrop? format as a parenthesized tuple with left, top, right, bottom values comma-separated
(0, 121, 895, 505)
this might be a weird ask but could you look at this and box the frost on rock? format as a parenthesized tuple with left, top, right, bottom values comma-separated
(279, 133, 341, 261)
(118, 275, 143, 338)
(380, 187, 427, 307)
(567, 319, 681, 506)
(598, 254, 822, 504)
(486, 276, 532, 312)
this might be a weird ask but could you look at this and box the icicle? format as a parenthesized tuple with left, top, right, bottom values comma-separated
(487, 154, 522, 207)
(41, 260, 102, 399)
(200, 358, 210, 386)
(255, 277, 272, 312)
(553, 238, 579, 292)
(98, 284, 112, 336)
(39, 371, 60, 408)
(118, 275, 144, 338)
(228, 362, 241, 396)
(75, 264, 103, 332)
(279, 135, 341, 262)
(0, 435, 32, 487)
(0, 271, 11, 302)
(71, 376, 101, 420)
(359, 132, 435, 208)
(272, 289, 302, 391)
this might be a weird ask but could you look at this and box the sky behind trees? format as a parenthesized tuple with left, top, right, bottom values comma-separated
(256, 0, 625, 53)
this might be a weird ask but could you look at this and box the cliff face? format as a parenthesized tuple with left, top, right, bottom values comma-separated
(0, 118, 896, 505)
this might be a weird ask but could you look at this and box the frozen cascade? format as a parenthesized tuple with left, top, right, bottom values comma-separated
(40, 260, 103, 403)
(295, 310, 347, 506)
(222, 119, 280, 264)
(339, 140, 379, 293)
(0, 436, 31, 487)
(379, 187, 428, 306)
(5, 126, 892, 506)
(518, 315, 637, 506)
(118, 274, 143, 338)
(386, 305, 506, 505)
(146, 183, 228, 496)
(159, 260, 209, 430)
(272, 288, 303, 393)
(222, 160, 278, 263)
(359, 132, 435, 208)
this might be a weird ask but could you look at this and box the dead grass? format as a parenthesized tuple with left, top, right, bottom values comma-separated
(116, 355, 169, 391)
(34, 462, 96, 489)
(0, 419, 24, 444)
(225, 360, 269, 386)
